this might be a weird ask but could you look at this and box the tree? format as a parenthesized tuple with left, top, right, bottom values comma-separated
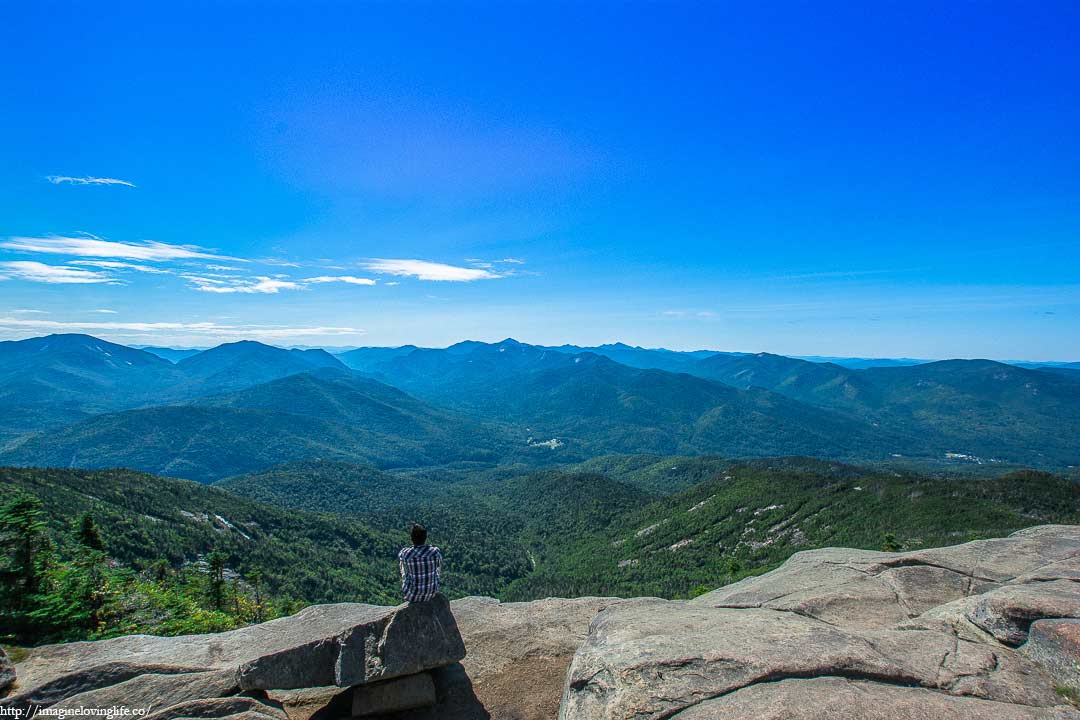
(151, 558, 170, 582)
(247, 569, 267, 623)
(75, 513, 105, 551)
(207, 552, 227, 611)
(882, 532, 901, 552)
(0, 493, 48, 608)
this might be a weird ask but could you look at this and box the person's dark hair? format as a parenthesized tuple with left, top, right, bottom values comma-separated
(410, 523, 428, 546)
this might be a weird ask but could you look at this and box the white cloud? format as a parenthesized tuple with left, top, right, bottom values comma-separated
(185, 275, 301, 294)
(46, 175, 136, 187)
(0, 235, 235, 262)
(361, 258, 501, 282)
(0, 261, 117, 284)
(499, 258, 526, 264)
(70, 260, 171, 274)
(305, 275, 377, 286)
(92, 309, 118, 314)
(0, 316, 362, 340)
(10, 309, 49, 314)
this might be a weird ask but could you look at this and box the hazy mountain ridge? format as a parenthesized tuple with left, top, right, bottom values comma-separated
(1, 370, 512, 482)
(1, 334, 1078, 478)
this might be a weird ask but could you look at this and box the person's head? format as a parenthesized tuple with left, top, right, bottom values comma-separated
(410, 523, 428, 546)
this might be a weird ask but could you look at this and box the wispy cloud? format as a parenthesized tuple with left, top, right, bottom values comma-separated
(9, 309, 49, 314)
(184, 275, 302, 294)
(70, 260, 172, 274)
(305, 275, 377, 286)
(0, 261, 117, 284)
(362, 258, 501, 282)
(0, 235, 236, 262)
(0, 316, 362, 339)
(770, 268, 910, 281)
(185, 273, 379, 293)
(91, 309, 118, 314)
(46, 175, 136, 188)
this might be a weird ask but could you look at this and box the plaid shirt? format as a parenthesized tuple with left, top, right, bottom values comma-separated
(398, 544, 442, 602)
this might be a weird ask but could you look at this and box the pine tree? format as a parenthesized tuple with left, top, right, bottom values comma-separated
(207, 552, 226, 611)
(0, 493, 48, 609)
(75, 513, 105, 551)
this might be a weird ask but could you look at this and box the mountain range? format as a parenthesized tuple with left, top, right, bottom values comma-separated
(0, 333, 1077, 481)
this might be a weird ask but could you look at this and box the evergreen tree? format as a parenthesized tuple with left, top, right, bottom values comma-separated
(882, 532, 901, 552)
(151, 558, 170, 582)
(247, 569, 266, 623)
(207, 552, 227, 611)
(0, 493, 48, 609)
(75, 513, 105, 551)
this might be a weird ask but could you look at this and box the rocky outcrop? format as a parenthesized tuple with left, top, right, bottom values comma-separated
(7, 527, 1080, 720)
(3, 596, 465, 717)
(561, 525, 1080, 720)
(0, 647, 14, 696)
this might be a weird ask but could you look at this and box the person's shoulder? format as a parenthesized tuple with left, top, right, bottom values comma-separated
(430, 545, 442, 556)
(398, 546, 412, 558)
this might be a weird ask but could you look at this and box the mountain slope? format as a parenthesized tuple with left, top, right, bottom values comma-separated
(849, 360, 1080, 465)
(136, 345, 204, 363)
(336, 345, 421, 372)
(0, 336, 362, 440)
(693, 352, 871, 405)
(171, 340, 348, 396)
(0, 465, 401, 605)
(217, 460, 652, 595)
(0, 334, 183, 440)
(544, 342, 728, 373)
(690, 353, 1080, 467)
(503, 459, 1080, 599)
(1, 371, 512, 482)
(359, 340, 914, 462)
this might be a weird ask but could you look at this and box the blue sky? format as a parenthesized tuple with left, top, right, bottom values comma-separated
(1, 2, 1078, 359)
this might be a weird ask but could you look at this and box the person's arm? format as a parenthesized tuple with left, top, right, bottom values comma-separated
(435, 549, 443, 582)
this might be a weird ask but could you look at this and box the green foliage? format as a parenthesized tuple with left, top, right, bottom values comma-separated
(0, 466, 403, 632)
(76, 513, 105, 551)
(500, 459, 1080, 600)
(882, 532, 900, 552)
(219, 461, 650, 598)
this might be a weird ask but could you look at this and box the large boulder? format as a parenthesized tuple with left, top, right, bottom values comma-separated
(364, 596, 618, 720)
(443, 596, 620, 720)
(561, 525, 1080, 720)
(52, 670, 240, 711)
(1023, 619, 1080, 689)
(3, 596, 464, 712)
(690, 524, 1080, 628)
